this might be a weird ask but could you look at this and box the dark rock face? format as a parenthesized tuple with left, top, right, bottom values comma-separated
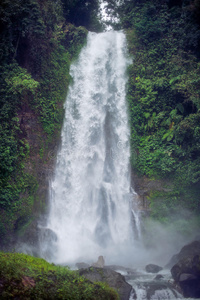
(170, 241, 200, 298)
(145, 264, 163, 273)
(78, 267, 133, 300)
(171, 255, 200, 298)
(166, 240, 200, 269)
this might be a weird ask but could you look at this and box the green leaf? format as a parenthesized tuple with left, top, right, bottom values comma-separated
(144, 112, 150, 119)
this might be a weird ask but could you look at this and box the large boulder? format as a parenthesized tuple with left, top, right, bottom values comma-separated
(78, 267, 133, 300)
(170, 241, 200, 298)
(171, 255, 200, 298)
(166, 240, 200, 269)
(145, 264, 163, 273)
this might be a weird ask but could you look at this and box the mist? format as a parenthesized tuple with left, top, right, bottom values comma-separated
(129, 209, 200, 269)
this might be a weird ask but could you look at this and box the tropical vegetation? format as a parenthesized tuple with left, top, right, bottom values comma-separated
(118, 0, 200, 222)
(0, 252, 118, 299)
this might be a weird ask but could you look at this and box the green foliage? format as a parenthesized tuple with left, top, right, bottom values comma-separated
(0, 252, 119, 299)
(59, 24, 88, 58)
(32, 43, 70, 134)
(121, 1, 200, 186)
(0, 171, 38, 244)
(4, 65, 39, 95)
(31, 25, 87, 135)
(0, 63, 39, 213)
(117, 0, 200, 222)
(0, 0, 88, 243)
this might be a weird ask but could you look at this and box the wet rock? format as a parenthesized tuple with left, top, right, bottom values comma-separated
(78, 267, 133, 300)
(104, 265, 138, 281)
(154, 274, 164, 280)
(145, 264, 163, 273)
(171, 254, 200, 298)
(143, 281, 181, 299)
(166, 240, 200, 269)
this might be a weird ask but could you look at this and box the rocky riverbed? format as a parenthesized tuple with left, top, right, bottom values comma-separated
(75, 240, 200, 300)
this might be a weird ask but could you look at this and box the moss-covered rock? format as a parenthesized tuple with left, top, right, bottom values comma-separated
(78, 267, 132, 300)
(0, 252, 119, 299)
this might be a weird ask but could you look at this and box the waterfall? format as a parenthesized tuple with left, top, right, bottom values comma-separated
(40, 31, 140, 266)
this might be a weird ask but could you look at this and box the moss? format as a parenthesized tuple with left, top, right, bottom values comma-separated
(0, 252, 119, 299)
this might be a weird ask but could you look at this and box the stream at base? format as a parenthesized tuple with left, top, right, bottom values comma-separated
(114, 266, 198, 300)
(127, 270, 183, 300)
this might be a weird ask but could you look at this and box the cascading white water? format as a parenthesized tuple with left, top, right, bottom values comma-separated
(40, 30, 140, 266)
